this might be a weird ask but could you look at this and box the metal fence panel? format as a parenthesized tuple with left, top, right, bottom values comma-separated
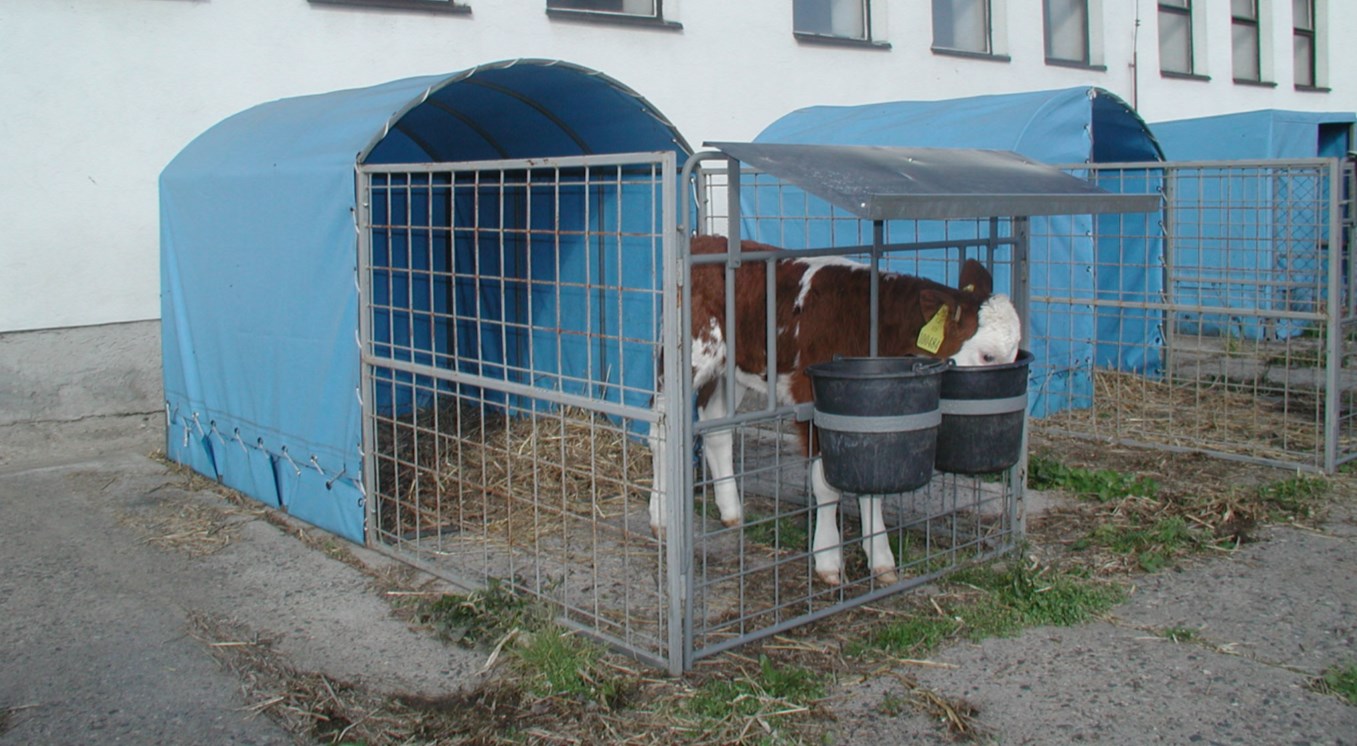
(359, 153, 681, 669)
(1033, 158, 1357, 472)
(681, 153, 1024, 665)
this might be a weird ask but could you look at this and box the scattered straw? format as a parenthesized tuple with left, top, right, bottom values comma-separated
(119, 500, 248, 558)
(1036, 367, 1348, 469)
(375, 402, 653, 544)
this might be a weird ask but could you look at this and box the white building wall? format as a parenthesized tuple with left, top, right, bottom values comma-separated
(1, 0, 1353, 337)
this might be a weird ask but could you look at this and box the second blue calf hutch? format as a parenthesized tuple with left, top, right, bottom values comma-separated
(753, 87, 1167, 418)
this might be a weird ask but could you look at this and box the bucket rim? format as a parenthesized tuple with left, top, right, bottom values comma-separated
(805, 355, 949, 380)
(946, 348, 1035, 374)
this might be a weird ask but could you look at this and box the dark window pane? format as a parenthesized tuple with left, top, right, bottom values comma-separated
(1233, 21, 1260, 79)
(1045, 0, 1089, 62)
(1159, 8, 1192, 73)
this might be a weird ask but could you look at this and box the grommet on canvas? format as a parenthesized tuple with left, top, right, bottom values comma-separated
(279, 445, 302, 477)
(325, 467, 348, 490)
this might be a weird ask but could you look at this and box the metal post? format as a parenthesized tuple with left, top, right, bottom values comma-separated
(1325, 157, 1343, 473)
(870, 221, 883, 357)
(670, 152, 695, 675)
(354, 167, 378, 549)
(1159, 165, 1176, 378)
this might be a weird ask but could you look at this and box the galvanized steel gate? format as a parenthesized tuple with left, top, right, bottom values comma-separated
(358, 153, 685, 670)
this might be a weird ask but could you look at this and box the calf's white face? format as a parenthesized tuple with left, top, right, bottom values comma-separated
(949, 294, 1021, 367)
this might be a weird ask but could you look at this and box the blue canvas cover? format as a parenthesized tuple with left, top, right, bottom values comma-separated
(1153, 109, 1355, 161)
(1151, 110, 1355, 340)
(161, 60, 688, 542)
(754, 88, 1165, 417)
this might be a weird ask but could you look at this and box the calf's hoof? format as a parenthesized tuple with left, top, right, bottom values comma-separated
(650, 523, 666, 540)
(721, 516, 742, 529)
(873, 567, 900, 585)
(815, 568, 845, 587)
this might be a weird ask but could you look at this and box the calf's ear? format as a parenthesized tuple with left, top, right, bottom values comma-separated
(916, 288, 957, 354)
(958, 259, 993, 298)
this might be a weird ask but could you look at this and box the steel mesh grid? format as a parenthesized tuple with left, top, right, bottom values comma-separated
(1031, 159, 1354, 472)
(364, 160, 667, 407)
(359, 154, 679, 665)
(688, 413, 1016, 657)
(366, 372, 670, 656)
(683, 155, 1023, 663)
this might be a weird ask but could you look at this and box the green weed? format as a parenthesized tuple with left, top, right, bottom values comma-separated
(743, 510, 810, 552)
(860, 560, 1124, 657)
(1256, 475, 1328, 520)
(1310, 662, 1357, 705)
(1029, 455, 1161, 502)
(686, 655, 824, 721)
(518, 628, 621, 704)
(951, 561, 1126, 629)
(1077, 516, 1200, 572)
(415, 579, 545, 649)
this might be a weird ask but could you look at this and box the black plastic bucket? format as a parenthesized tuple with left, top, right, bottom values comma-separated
(805, 356, 947, 494)
(934, 350, 1034, 474)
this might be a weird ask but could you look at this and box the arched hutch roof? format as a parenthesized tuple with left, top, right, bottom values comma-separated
(160, 60, 690, 541)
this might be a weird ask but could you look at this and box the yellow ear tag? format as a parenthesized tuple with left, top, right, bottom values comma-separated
(917, 306, 948, 354)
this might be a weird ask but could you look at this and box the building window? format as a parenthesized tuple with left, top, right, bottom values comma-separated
(1044, 0, 1089, 65)
(1158, 0, 1194, 74)
(547, 0, 663, 21)
(794, 0, 872, 43)
(1293, 0, 1316, 87)
(933, 0, 992, 54)
(1232, 0, 1262, 81)
(309, 0, 470, 13)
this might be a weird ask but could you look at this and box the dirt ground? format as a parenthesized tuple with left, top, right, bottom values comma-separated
(2, 415, 1355, 744)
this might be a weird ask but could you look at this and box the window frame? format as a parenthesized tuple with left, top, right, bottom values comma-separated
(1043, 0, 1096, 68)
(545, 0, 681, 29)
(793, 0, 890, 49)
(1231, 0, 1264, 83)
(931, 0, 1009, 61)
(1157, 0, 1202, 78)
(308, 0, 471, 14)
(1293, 0, 1317, 88)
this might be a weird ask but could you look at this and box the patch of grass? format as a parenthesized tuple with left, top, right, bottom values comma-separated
(1310, 662, 1357, 705)
(414, 579, 545, 649)
(864, 614, 960, 656)
(1029, 454, 1161, 502)
(686, 655, 824, 722)
(858, 559, 1125, 657)
(517, 627, 622, 705)
(1257, 475, 1328, 520)
(952, 560, 1126, 629)
(743, 510, 810, 552)
(1075, 516, 1201, 572)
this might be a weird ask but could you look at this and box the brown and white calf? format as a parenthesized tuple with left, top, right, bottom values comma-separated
(649, 235, 1022, 585)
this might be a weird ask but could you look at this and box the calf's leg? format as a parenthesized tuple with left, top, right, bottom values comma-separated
(810, 459, 845, 585)
(698, 377, 746, 527)
(859, 495, 899, 584)
(647, 400, 668, 538)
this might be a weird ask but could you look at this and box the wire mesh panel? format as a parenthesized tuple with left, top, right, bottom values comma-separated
(1032, 158, 1356, 472)
(358, 153, 681, 668)
(680, 155, 1024, 664)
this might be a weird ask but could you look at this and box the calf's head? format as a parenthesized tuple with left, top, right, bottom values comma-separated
(917, 259, 1021, 367)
